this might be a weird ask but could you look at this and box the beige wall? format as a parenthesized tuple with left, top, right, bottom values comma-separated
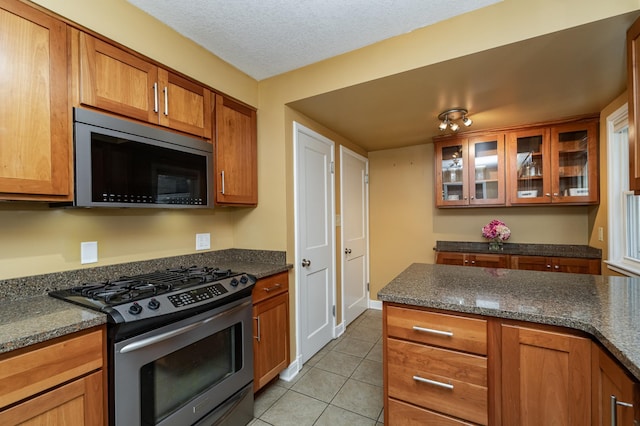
(368, 145, 592, 297)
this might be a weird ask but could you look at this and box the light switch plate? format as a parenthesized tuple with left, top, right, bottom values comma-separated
(81, 241, 98, 264)
(196, 233, 211, 250)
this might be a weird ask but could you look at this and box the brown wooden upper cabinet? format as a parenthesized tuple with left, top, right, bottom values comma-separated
(0, 0, 71, 201)
(75, 31, 212, 139)
(214, 94, 258, 206)
(434, 133, 505, 207)
(507, 118, 598, 205)
(435, 116, 598, 208)
(628, 16, 640, 194)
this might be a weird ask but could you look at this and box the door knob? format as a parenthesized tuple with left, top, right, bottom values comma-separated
(344, 248, 352, 254)
(301, 259, 311, 267)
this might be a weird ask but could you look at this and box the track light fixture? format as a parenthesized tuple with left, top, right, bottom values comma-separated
(438, 108, 472, 132)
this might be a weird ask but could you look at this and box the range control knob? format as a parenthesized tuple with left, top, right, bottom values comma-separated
(148, 299, 160, 310)
(240, 275, 248, 284)
(128, 303, 143, 315)
(230, 278, 239, 287)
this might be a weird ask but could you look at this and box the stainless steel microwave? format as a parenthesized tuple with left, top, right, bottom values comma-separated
(70, 108, 213, 208)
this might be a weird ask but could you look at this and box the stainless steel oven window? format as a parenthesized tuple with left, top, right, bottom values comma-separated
(113, 298, 253, 426)
(139, 322, 242, 424)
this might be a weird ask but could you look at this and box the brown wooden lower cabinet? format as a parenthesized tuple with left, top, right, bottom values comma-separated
(252, 271, 290, 392)
(592, 342, 639, 425)
(0, 371, 103, 425)
(435, 251, 601, 275)
(0, 326, 105, 425)
(435, 251, 509, 269)
(501, 323, 592, 425)
(510, 254, 601, 274)
(383, 303, 640, 425)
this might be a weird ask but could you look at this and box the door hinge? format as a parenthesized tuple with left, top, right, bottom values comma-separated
(332, 305, 336, 317)
(330, 161, 335, 174)
(367, 282, 370, 292)
(364, 174, 369, 184)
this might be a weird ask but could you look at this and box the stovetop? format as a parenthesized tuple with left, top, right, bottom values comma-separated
(49, 266, 256, 324)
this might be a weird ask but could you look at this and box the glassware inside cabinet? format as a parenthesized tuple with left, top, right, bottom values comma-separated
(440, 144, 464, 202)
(473, 141, 499, 201)
(515, 135, 544, 199)
(556, 129, 589, 197)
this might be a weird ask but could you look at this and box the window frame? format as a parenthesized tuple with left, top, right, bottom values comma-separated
(605, 103, 640, 276)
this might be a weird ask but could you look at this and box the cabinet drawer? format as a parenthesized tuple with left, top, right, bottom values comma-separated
(387, 340, 487, 424)
(387, 398, 476, 426)
(387, 338, 487, 387)
(0, 328, 103, 409)
(252, 271, 289, 304)
(386, 305, 487, 355)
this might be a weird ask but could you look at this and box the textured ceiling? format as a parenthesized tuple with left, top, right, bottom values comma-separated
(126, 0, 501, 80)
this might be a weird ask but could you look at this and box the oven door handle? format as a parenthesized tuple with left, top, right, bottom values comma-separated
(119, 300, 251, 354)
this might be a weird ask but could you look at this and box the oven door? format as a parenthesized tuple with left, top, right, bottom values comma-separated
(112, 297, 253, 426)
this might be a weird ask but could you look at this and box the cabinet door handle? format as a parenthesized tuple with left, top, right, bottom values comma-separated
(163, 86, 169, 116)
(153, 82, 159, 113)
(554, 265, 560, 270)
(413, 375, 454, 390)
(264, 283, 282, 292)
(611, 394, 633, 426)
(220, 171, 225, 194)
(412, 325, 453, 337)
(254, 316, 261, 342)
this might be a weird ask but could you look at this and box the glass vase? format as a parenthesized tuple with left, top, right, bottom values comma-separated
(488, 240, 503, 251)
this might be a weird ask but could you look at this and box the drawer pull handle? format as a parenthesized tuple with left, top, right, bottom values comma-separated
(264, 283, 282, 292)
(412, 326, 454, 337)
(611, 395, 633, 426)
(413, 375, 454, 390)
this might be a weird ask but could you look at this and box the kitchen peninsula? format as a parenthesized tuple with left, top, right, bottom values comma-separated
(378, 263, 640, 425)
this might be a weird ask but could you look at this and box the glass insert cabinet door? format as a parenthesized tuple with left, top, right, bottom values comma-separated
(507, 128, 551, 204)
(550, 121, 598, 203)
(468, 134, 504, 205)
(436, 140, 468, 205)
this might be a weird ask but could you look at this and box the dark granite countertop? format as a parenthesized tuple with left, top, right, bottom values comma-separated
(435, 240, 602, 259)
(0, 249, 291, 355)
(377, 263, 640, 381)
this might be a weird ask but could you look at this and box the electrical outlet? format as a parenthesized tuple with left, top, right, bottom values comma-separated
(598, 227, 604, 242)
(196, 233, 211, 250)
(81, 241, 98, 264)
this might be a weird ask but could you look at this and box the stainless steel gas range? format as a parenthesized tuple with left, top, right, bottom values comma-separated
(49, 266, 256, 426)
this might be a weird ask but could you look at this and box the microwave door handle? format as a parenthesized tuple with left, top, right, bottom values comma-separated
(119, 300, 250, 354)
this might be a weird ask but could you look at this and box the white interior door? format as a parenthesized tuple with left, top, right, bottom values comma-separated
(294, 122, 335, 364)
(340, 146, 369, 326)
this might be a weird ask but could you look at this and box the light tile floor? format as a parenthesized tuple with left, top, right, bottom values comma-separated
(250, 309, 384, 426)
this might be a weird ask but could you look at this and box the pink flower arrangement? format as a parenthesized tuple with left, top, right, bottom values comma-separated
(482, 219, 511, 242)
